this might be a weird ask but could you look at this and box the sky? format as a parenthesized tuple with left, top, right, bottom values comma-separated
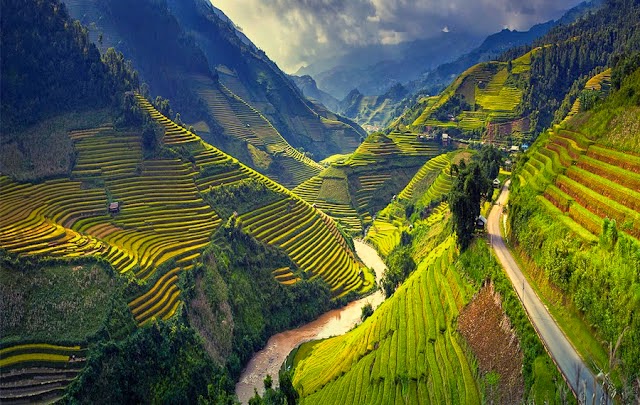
(213, 0, 585, 73)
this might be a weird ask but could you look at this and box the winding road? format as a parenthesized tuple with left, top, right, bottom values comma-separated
(488, 181, 608, 404)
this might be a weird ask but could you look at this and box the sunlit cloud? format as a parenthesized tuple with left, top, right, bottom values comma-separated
(212, 0, 584, 72)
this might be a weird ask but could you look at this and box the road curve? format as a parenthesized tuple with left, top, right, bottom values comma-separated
(488, 181, 608, 404)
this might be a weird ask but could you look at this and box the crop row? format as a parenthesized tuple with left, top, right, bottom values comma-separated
(239, 198, 368, 296)
(556, 175, 640, 238)
(128, 267, 187, 325)
(587, 145, 640, 174)
(576, 155, 640, 191)
(72, 131, 141, 180)
(365, 219, 400, 257)
(0, 343, 86, 403)
(536, 195, 598, 242)
(398, 154, 449, 201)
(294, 237, 479, 404)
(136, 94, 199, 145)
(0, 177, 110, 260)
(548, 134, 586, 160)
(192, 75, 263, 145)
(293, 177, 362, 234)
(133, 99, 367, 294)
(355, 174, 392, 209)
(566, 166, 640, 212)
(272, 267, 300, 285)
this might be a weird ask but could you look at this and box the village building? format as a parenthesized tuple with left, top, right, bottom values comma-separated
(108, 201, 120, 213)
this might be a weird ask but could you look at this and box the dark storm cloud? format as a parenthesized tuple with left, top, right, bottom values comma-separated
(213, 0, 585, 72)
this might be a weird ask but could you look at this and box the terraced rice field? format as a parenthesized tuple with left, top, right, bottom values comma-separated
(136, 95, 200, 146)
(293, 169, 363, 234)
(355, 173, 392, 210)
(562, 69, 611, 126)
(293, 237, 480, 404)
(523, 124, 640, 241)
(366, 203, 449, 258)
(188, 75, 322, 188)
(410, 51, 535, 135)
(0, 97, 369, 333)
(239, 197, 371, 296)
(365, 151, 454, 257)
(585, 68, 611, 91)
(345, 133, 440, 167)
(398, 154, 450, 201)
(365, 218, 401, 257)
(0, 343, 86, 404)
(475, 68, 522, 114)
(272, 267, 301, 285)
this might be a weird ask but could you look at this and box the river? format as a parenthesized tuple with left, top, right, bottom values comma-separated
(234, 240, 387, 404)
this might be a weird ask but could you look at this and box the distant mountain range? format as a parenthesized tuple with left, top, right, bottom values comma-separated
(296, 32, 482, 99)
(291, 0, 603, 130)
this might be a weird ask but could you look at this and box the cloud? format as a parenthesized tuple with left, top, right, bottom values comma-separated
(212, 0, 584, 72)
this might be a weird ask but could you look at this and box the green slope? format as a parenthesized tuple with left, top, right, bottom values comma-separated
(509, 65, 640, 393)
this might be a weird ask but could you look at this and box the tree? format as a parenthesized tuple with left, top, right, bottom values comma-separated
(449, 160, 492, 250)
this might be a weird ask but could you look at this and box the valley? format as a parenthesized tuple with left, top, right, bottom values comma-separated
(1, 0, 639, 403)
(235, 240, 387, 404)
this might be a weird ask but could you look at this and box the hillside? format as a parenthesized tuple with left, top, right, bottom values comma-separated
(292, 197, 570, 403)
(0, 0, 136, 132)
(290, 75, 340, 112)
(293, 130, 445, 236)
(0, 0, 137, 181)
(338, 84, 409, 132)
(408, 0, 603, 96)
(395, 50, 535, 147)
(63, 0, 364, 186)
(0, 98, 373, 401)
(508, 64, 640, 396)
(389, 0, 639, 146)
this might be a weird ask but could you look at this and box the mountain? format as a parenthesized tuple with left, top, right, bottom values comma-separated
(338, 84, 408, 132)
(0, 0, 137, 180)
(289, 74, 340, 112)
(329, 0, 604, 132)
(63, 0, 364, 187)
(298, 32, 482, 99)
(391, 0, 639, 146)
(407, 21, 557, 95)
(408, 0, 604, 95)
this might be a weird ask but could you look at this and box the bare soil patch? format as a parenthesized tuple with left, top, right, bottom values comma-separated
(458, 281, 524, 404)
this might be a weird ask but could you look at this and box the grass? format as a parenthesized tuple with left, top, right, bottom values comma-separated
(0, 261, 122, 343)
(0, 109, 113, 181)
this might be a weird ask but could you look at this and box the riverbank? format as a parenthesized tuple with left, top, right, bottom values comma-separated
(234, 240, 386, 404)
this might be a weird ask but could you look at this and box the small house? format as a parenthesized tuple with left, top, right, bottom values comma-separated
(504, 159, 513, 171)
(509, 145, 520, 154)
(108, 202, 120, 214)
(475, 215, 487, 230)
(493, 178, 501, 188)
(442, 133, 451, 146)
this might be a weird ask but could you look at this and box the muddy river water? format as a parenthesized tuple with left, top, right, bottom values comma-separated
(235, 240, 387, 404)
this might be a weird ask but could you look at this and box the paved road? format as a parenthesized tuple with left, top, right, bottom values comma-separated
(488, 182, 608, 404)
